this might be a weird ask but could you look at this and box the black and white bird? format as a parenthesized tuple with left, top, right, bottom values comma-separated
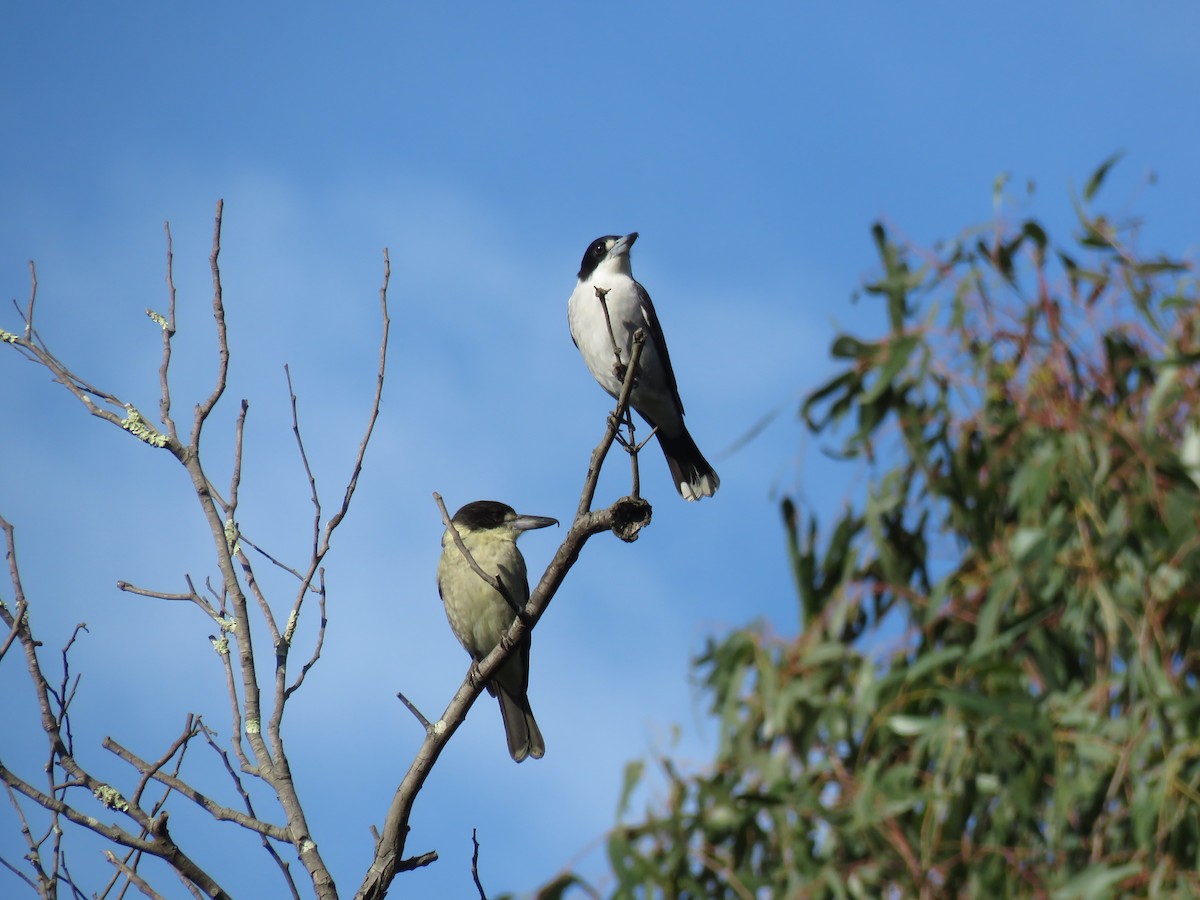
(568, 233, 720, 500)
(437, 500, 557, 763)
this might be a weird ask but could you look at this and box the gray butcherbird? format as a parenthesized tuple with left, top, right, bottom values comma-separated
(568, 232, 720, 501)
(437, 500, 558, 762)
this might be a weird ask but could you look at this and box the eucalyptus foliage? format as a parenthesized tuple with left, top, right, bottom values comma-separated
(549, 162, 1200, 898)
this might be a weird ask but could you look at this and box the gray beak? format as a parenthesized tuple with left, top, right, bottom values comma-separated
(511, 514, 559, 532)
(610, 232, 639, 257)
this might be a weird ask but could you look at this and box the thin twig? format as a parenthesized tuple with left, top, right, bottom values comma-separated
(1, 754, 232, 897)
(157, 220, 179, 440)
(396, 690, 433, 731)
(0, 599, 26, 663)
(321, 247, 391, 542)
(99, 715, 200, 900)
(623, 410, 641, 498)
(24, 260, 37, 341)
(471, 829, 488, 900)
(103, 736, 288, 840)
(229, 399, 248, 517)
(191, 199, 229, 445)
(196, 722, 302, 900)
(51, 623, 88, 762)
(128, 717, 197, 810)
(238, 534, 311, 583)
(594, 285, 626, 380)
(213, 627, 255, 775)
(284, 569, 327, 698)
(0, 853, 38, 893)
(104, 851, 167, 900)
(236, 545, 281, 647)
(116, 581, 217, 618)
(577, 329, 648, 517)
(278, 248, 391, 708)
(285, 364, 322, 562)
(55, 854, 88, 900)
(3, 783, 48, 893)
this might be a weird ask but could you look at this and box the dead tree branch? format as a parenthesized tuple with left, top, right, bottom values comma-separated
(356, 330, 652, 900)
(0, 203, 390, 899)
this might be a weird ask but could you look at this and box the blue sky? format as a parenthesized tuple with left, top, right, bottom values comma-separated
(2, 4, 1198, 897)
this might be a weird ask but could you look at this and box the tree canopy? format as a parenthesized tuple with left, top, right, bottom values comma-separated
(557, 160, 1200, 898)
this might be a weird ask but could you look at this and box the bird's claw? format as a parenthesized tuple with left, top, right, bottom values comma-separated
(467, 661, 484, 688)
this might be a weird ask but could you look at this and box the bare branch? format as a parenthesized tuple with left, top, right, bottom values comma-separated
(24, 260, 36, 341)
(104, 851, 167, 900)
(0, 321, 171, 449)
(322, 248, 391, 543)
(471, 829, 488, 900)
(395, 690, 433, 731)
(156, 220, 179, 441)
(127, 717, 197, 810)
(0, 852, 39, 894)
(103, 736, 289, 840)
(3, 783, 49, 894)
(285, 363, 322, 562)
(115, 580, 218, 619)
(229, 399, 248, 518)
(0, 520, 232, 896)
(0, 761, 232, 899)
(0, 599, 25, 664)
(396, 851, 437, 873)
(54, 622, 89, 757)
(238, 533, 312, 583)
(578, 329, 648, 517)
(191, 199, 229, 445)
(98, 715, 199, 900)
(212, 628, 255, 775)
(284, 569, 327, 699)
(1, 206, 395, 899)
(594, 284, 626, 380)
(236, 543, 281, 647)
(196, 721, 303, 900)
(356, 329, 652, 900)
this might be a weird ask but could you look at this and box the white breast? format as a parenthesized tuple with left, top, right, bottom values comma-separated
(568, 273, 685, 433)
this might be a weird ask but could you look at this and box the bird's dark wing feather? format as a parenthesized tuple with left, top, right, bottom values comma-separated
(497, 562, 532, 606)
(635, 279, 685, 415)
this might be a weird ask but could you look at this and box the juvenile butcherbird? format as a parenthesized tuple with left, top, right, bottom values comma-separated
(568, 233, 720, 501)
(437, 500, 557, 762)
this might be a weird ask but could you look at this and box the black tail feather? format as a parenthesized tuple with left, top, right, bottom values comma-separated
(657, 428, 720, 501)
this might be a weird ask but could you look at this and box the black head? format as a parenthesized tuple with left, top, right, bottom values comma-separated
(577, 232, 638, 281)
(451, 500, 518, 530)
(450, 501, 559, 533)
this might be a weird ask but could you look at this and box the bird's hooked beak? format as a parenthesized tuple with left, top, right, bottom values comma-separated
(609, 232, 639, 259)
(511, 513, 559, 533)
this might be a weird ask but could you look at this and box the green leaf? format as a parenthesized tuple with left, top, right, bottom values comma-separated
(831, 334, 870, 359)
(1023, 219, 1048, 251)
(1082, 150, 1125, 202)
(616, 760, 645, 820)
(861, 334, 919, 404)
(1051, 862, 1142, 899)
(887, 714, 935, 736)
